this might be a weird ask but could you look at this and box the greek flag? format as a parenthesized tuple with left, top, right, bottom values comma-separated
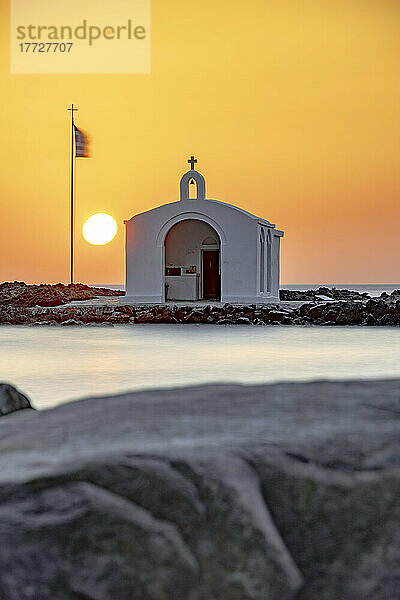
(74, 125, 89, 157)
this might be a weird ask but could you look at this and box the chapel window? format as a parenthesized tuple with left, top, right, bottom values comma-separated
(189, 178, 198, 199)
(266, 229, 272, 292)
(202, 237, 218, 246)
(260, 228, 265, 293)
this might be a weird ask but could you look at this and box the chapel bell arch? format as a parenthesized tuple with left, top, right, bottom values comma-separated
(180, 170, 206, 201)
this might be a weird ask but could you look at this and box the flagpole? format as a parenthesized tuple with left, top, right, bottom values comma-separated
(67, 103, 77, 285)
(70, 108, 74, 284)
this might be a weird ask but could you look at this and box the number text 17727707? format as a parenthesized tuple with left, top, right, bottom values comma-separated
(19, 42, 74, 53)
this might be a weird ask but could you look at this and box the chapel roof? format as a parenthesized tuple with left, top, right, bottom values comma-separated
(125, 197, 274, 228)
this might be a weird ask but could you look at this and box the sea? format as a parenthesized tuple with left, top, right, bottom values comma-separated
(1, 284, 399, 410)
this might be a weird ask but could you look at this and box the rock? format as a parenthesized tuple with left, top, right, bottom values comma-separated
(109, 313, 132, 324)
(378, 313, 399, 326)
(0, 282, 124, 308)
(299, 302, 369, 326)
(365, 299, 388, 318)
(299, 303, 332, 321)
(1, 380, 400, 598)
(385, 290, 400, 300)
(60, 318, 84, 326)
(0, 383, 33, 416)
(236, 316, 252, 324)
(183, 310, 204, 323)
(335, 303, 364, 325)
(323, 309, 338, 322)
(266, 310, 290, 323)
(0, 295, 399, 327)
(364, 313, 377, 325)
(280, 287, 370, 302)
(279, 289, 316, 301)
(0, 483, 199, 600)
(135, 312, 155, 323)
(292, 317, 306, 325)
(253, 317, 264, 325)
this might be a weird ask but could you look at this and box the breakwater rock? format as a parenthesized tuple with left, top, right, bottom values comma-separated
(0, 282, 123, 308)
(299, 295, 400, 325)
(279, 286, 371, 302)
(0, 383, 33, 417)
(1, 379, 400, 599)
(1, 292, 400, 326)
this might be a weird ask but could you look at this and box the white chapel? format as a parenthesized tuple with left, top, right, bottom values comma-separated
(122, 157, 284, 304)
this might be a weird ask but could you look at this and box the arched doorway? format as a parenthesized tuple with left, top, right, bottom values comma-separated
(164, 219, 220, 301)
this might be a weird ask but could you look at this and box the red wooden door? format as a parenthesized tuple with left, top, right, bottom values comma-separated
(203, 250, 220, 299)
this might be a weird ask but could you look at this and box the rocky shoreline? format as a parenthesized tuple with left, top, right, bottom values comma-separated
(0, 281, 123, 307)
(279, 286, 371, 302)
(0, 282, 399, 326)
(1, 294, 400, 326)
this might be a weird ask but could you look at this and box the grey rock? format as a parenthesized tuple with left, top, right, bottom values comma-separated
(1, 295, 400, 326)
(0, 383, 33, 417)
(60, 318, 84, 326)
(1, 380, 400, 598)
(236, 316, 252, 324)
(365, 299, 388, 318)
(0, 483, 199, 600)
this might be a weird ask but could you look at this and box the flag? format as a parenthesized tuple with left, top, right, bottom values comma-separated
(74, 124, 89, 158)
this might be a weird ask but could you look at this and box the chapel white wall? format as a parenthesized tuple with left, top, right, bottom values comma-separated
(123, 197, 283, 304)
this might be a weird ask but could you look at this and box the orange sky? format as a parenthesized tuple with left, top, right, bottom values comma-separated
(1, 0, 399, 285)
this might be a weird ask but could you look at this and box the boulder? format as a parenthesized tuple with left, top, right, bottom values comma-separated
(236, 316, 252, 324)
(364, 313, 377, 325)
(335, 303, 365, 325)
(365, 299, 389, 318)
(0, 383, 33, 416)
(378, 313, 399, 326)
(135, 312, 155, 323)
(1, 380, 400, 598)
(60, 318, 84, 326)
(0, 282, 124, 308)
(183, 310, 205, 323)
(266, 310, 291, 323)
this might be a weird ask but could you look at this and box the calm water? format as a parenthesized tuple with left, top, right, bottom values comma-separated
(1, 325, 399, 409)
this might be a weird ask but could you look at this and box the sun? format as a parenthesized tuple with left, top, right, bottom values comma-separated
(82, 213, 117, 246)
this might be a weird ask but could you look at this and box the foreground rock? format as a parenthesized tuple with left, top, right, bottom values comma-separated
(0, 281, 124, 307)
(1, 379, 400, 599)
(0, 383, 33, 416)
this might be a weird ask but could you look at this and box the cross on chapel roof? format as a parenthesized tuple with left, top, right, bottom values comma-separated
(188, 155, 197, 170)
(180, 157, 206, 200)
